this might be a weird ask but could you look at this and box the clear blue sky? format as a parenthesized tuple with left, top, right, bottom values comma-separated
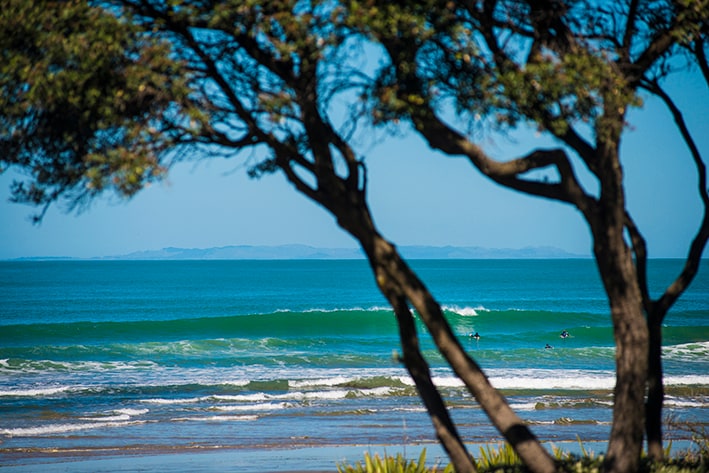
(1, 73, 707, 260)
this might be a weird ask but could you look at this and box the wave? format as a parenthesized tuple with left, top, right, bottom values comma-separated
(0, 308, 399, 347)
(441, 305, 488, 317)
(172, 415, 259, 422)
(0, 420, 147, 437)
(3, 305, 705, 351)
(663, 341, 709, 361)
(0, 386, 73, 397)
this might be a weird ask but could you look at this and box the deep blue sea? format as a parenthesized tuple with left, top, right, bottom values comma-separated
(1, 259, 708, 471)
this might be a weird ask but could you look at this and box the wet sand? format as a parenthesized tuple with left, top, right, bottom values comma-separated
(0, 443, 449, 473)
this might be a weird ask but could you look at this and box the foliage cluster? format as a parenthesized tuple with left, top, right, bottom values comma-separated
(0, 0, 202, 220)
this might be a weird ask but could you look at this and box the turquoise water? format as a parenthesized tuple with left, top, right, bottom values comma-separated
(1, 259, 708, 470)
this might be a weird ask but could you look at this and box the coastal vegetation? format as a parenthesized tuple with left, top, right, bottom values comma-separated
(338, 439, 709, 473)
(1, 1, 707, 473)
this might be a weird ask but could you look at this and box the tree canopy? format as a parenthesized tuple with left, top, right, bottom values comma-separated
(0, 0, 204, 220)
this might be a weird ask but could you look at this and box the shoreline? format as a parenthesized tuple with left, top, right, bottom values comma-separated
(3, 440, 700, 473)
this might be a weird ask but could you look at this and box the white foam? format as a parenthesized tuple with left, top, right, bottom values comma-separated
(173, 415, 259, 422)
(664, 341, 709, 361)
(142, 389, 355, 405)
(289, 376, 354, 388)
(492, 375, 615, 391)
(665, 375, 709, 386)
(79, 414, 131, 422)
(664, 396, 708, 408)
(509, 402, 542, 411)
(492, 369, 616, 390)
(141, 397, 204, 405)
(361, 386, 393, 396)
(1, 359, 160, 374)
(214, 402, 290, 412)
(398, 369, 619, 391)
(0, 386, 71, 397)
(391, 406, 427, 413)
(442, 305, 487, 317)
(303, 389, 350, 400)
(114, 408, 149, 416)
(0, 420, 144, 436)
(291, 306, 392, 314)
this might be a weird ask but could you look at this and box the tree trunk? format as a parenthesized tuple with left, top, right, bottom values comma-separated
(646, 314, 665, 460)
(368, 236, 558, 473)
(385, 292, 476, 473)
(595, 247, 649, 473)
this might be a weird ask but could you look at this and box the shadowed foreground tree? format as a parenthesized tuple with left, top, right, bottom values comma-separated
(1, 1, 707, 473)
(349, 1, 709, 471)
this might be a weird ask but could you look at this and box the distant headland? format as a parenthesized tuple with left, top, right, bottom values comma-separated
(92, 244, 587, 260)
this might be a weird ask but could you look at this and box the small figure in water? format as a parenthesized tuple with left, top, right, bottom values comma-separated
(391, 349, 403, 364)
(469, 332, 480, 340)
(560, 330, 569, 339)
(545, 343, 553, 349)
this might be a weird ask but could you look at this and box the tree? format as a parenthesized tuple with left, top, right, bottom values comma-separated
(349, 1, 708, 471)
(1, 2, 707, 473)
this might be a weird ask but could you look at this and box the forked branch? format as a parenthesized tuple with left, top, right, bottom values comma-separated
(640, 79, 709, 318)
(409, 106, 596, 216)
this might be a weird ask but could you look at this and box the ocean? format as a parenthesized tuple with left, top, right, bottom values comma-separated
(1, 259, 708, 471)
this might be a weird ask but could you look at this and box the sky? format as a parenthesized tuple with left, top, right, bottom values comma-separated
(1, 70, 707, 260)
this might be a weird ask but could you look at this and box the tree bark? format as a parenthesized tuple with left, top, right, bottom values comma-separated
(595, 245, 649, 473)
(368, 236, 558, 473)
(384, 292, 476, 473)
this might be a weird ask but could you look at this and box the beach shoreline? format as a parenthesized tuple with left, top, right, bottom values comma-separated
(0, 439, 665, 473)
(1, 443, 444, 473)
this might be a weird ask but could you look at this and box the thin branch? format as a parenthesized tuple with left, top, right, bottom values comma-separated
(627, 6, 686, 83)
(640, 79, 709, 318)
(409, 105, 596, 217)
(624, 211, 651, 313)
(471, 1, 598, 169)
(622, 0, 640, 57)
(387, 293, 476, 473)
(694, 38, 709, 89)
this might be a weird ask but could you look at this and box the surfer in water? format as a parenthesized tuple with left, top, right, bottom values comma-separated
(560, 330, 569, 339)
(545, 343, 553, 349)
(469, 332, 480, 340)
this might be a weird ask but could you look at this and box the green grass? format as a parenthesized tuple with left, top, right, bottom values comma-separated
(335, 438, 709, 473)
(336, 449, 453, 473)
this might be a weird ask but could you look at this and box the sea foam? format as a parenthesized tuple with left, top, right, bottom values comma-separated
(0, 386, 72, 397)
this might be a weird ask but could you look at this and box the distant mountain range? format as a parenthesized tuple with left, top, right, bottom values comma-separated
(101, 244, 586, 260)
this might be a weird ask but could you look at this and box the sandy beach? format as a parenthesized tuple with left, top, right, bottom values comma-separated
(1, 444, 448, 472)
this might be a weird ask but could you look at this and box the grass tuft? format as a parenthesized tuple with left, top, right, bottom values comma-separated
(336, 437, 709, 473)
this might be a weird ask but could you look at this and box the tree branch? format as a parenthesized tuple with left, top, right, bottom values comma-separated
(624, 211, 652, 314)
(694, 38, 709, 89)
(409, 106, 596, 217)
(386, 293, 476, 473)
(640, 79, 709, 318)
(372, 237, 556, 473)
(621, 0, 641, 57)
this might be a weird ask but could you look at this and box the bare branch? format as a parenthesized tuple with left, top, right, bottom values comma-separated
(408, 105, 597, 217)
(622, 0, 641, 57)
(624, 211, 651, 313)
(640, 79, 709, 318)
(694, 38, 709, 89)
(386, 293, 476, 473)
